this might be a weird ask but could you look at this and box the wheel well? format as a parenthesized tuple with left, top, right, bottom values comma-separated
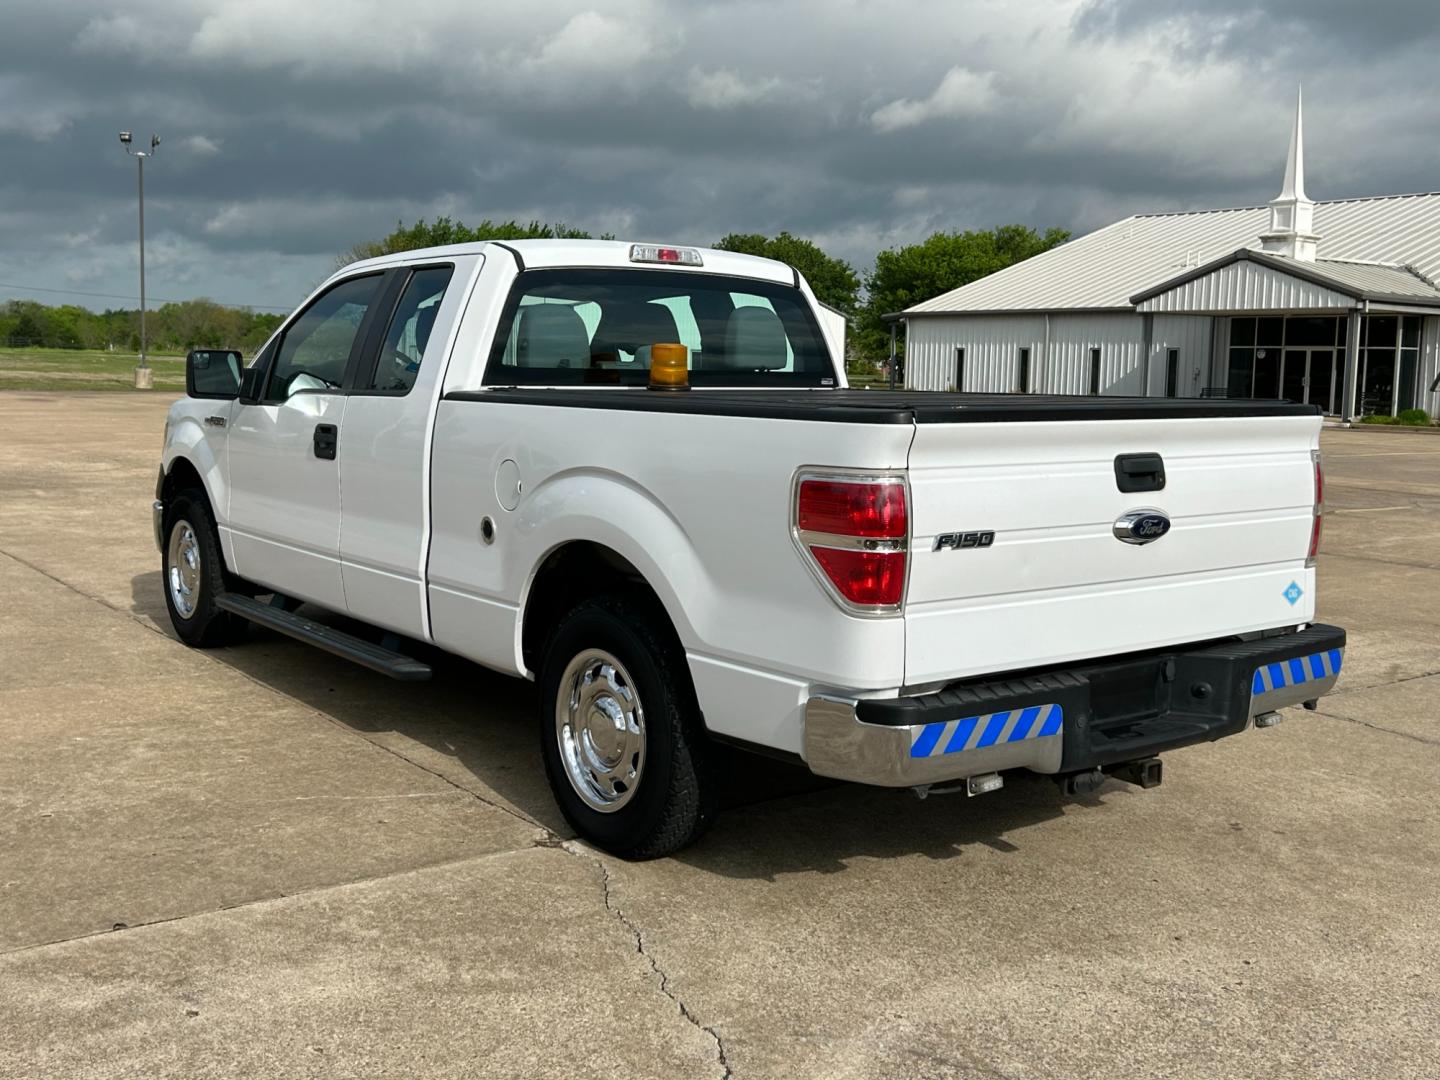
(520, 541, 678, 673)
(161, 457, 207, 508)
(160, 458, 254, 592)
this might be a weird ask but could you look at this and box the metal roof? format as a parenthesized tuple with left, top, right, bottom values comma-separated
(904, 192, 1440, 315)
(1132, 249, 1440, 311)
(1292, 258, 1440, 301)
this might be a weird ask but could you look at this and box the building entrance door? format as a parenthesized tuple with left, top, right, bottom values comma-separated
(1279, 349, 1336, 413)
(1307, 350, 1335, 413)
(1281, 350, 1306, 403)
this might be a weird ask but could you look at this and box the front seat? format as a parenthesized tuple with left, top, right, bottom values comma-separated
(720, 306, 790, 371)
(414, 302, 440, 358)
(590, 300, 681, 359)
(516, 305, 591, 368)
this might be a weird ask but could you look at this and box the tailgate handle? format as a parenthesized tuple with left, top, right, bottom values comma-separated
(1115, 452, 1165, 493)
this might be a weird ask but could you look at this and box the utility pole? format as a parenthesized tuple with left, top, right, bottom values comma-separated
(119, 131, 160, 389)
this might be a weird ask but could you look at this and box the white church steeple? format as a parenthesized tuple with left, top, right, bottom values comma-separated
(1259, 87, 1320, 261)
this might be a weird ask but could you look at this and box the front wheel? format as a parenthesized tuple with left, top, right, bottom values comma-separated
(161, 490, 245, 647)
(538, 596, 716, 859)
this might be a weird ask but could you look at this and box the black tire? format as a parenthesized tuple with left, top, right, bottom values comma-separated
(538, 595, 716, 859)
(161, 489, 246, 648)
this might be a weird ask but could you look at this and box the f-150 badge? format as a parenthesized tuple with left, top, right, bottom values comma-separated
(934, 531, 996, 551)
(1113, 509, 1171, 545)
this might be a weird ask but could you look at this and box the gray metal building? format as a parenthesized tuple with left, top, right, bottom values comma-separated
(898, 93, 1440, 420)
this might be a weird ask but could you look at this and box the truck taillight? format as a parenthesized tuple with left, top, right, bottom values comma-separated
(1307, 449, 1324, 567)
(794, 475, 908, 612)
(797, 479, 908, 538)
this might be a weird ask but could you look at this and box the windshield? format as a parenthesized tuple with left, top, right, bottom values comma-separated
(484, 268, 836, 387)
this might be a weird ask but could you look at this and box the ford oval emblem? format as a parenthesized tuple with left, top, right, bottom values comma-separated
(1113, 509, 1171, 545)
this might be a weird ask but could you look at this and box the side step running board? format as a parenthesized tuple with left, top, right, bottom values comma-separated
(216, 593, 433, 681)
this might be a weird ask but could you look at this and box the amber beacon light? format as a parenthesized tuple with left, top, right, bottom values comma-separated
(648, 343, 690, 390)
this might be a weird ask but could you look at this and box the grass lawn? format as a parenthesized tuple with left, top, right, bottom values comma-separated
(0, 347, 187, 392)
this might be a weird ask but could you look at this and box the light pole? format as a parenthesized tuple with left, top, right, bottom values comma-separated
(119, 131, 160, 389)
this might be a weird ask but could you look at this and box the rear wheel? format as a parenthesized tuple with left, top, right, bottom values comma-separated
(539, 596, 716, 859)
(162, 490, 245, 647)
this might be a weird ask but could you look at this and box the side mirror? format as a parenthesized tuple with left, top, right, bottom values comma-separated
(186, 349, 243, 399)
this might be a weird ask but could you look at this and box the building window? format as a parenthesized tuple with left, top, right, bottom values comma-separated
(1166, 349, 1180, 397)
(954, 347, 965, 392)
(1017, 347, 1030, 393)
(1361, 315, 1423, 415)
(1398, 317, 1421, 413)
(1226, 315, 1345, 411)
(1089, 348, 1102, 395)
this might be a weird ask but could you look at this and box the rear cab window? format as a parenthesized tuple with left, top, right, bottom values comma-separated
(483, 269, 836, 387)
(367, 266, 454, 393)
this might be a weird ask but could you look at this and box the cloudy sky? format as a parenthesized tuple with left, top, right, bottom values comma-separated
(2, 0, 1437, 313)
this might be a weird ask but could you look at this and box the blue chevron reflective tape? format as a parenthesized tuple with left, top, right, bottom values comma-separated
(909, 703, 1063, 758)
(1250, 647, 1343, 695)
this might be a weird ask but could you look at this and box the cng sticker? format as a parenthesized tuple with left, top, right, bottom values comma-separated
(1283, 581, 1304, 606)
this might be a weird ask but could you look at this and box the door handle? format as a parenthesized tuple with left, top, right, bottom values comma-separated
(1114, 452, 1166, 493)
(313, 423, 338, 460)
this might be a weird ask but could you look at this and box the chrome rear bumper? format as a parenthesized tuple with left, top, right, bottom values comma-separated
(804, 696, 1062, 787)
(803, 625, 1346, 789)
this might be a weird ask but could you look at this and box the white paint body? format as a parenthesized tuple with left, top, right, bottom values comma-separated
(160, 240, 1322, 763)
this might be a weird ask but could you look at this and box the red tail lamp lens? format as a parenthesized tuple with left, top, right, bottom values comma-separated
(796, 477, 908, 609)
(809, 548, 907, 607)
(797, 480, 907, 538)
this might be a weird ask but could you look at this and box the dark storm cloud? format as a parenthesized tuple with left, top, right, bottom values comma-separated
(1075, 0, 1440, 57)
(0, 0, 1435, 312)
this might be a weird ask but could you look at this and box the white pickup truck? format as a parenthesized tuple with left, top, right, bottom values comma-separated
(157, 239, 1345, 857)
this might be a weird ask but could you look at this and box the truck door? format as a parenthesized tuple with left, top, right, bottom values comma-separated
(337, 258, 475, 639)
(226, 272, 387, 610)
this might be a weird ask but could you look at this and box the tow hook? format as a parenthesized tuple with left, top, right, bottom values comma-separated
(1254, 711, 1283, 728)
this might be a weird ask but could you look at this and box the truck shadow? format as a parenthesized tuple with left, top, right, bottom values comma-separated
(677, 773, 1111, 881)
(130, 572, 1100, 873)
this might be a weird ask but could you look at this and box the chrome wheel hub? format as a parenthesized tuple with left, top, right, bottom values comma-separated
(555, 649, 646, 813)
(166, 519, 202, 619)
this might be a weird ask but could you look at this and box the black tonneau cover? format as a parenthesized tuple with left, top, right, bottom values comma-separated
(445, 388, 1321, 425)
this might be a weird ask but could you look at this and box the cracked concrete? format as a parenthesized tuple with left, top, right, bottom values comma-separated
(2, 395, 1439, 1078)
(582, 843, 734, 1080)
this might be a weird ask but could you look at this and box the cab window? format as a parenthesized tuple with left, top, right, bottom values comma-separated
(266, 274, 382, 401)
(369, 267, 454, 392)
(485, 268, 834, 387)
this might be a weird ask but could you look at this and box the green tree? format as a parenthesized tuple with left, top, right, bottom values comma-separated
(338, 216, 611, 269)
(858, 225, 1070, 361)
(0, 298, 284, 357)
(239, 313, 284, 352)
(712, 232, 861, 317)
(43, 305, 93, 349)
(7, 309, 41, 347)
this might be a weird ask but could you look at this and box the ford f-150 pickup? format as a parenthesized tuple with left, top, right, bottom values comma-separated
(156, 239, 1345, 857)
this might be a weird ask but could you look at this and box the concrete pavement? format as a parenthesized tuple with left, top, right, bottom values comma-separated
(1, 393, 1436, 1078)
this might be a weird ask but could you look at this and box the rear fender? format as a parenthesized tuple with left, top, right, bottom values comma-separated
(513, 469, 715, 672)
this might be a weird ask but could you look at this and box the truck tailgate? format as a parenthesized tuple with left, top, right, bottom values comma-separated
(904, 415, 1321, 687)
